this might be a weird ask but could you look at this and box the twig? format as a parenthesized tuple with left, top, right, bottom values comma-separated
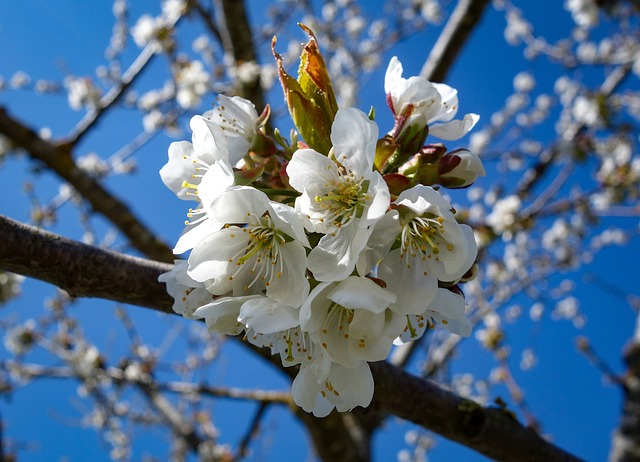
(0, 108, 174, 263)
(420, 0, 491, 82)
(234, 402, 269, 461)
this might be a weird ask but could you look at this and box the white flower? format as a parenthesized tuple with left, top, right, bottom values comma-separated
(158, 260, 214, 318)
(396, 288, 472, 342)
(205, 94, 261, 164)
(565, 0, 599, 28)
(187, 187, 310, 308)
(246, 324, 321, 367)
(384, 56, 479, 140)
(291, 354, 374, 417)
(193, 295, 255, 335)
(287, 108, 390, 281)
(300, 277, 403, 366)
(160, 115, 236, 253)
(378, 185, 477, 315)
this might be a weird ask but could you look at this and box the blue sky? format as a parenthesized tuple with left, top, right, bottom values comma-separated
(1, 1, 639, 461)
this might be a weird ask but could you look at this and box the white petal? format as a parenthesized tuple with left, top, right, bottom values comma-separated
(209, 186, 269, 224)
(238, 298, 299, 335)
(327, 277, 396, 313)
(190, 115, 229, 162)
(329, 361, 374, 412)
(287, 149, 338, 193)
(307, 224, 370, 282)
(364, 172, 391, 226)
(268, 201, 310, 247)
(394, 184, 452, 215)
(198, 159, 235, 208)
(384, 56, 403, 96)
(291, 362, 334, 417)
(429, 113, 479, 141)
(440, 224, 477, 282)
(160, 141, 199, 200)
(379, 249, 438, 315)
(193, 295, 254, 335)
(331, 108, 378, 176)
(173, 218, 219, 255)
(357, 210, 401, 276)
(431, 83, 459, 123)
(187, 228, 249, 292)
(264, 241, 309, 307)
(348, 310, 403, 362)
(300, 282, 332, 332)
(428, 288, 472, 337)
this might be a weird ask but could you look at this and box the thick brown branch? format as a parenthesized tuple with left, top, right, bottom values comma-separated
(214, 0, 267, 112)
(0, 214, 583, 462)
(371, 361, 583, 462)
(0, 214, 173, 311)
(420, 0, 491, 82)
(0, 107, 174, 263)
(610, 318, 640, 462)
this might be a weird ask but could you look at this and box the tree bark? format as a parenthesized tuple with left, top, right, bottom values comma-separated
(610, 315, 640, 462)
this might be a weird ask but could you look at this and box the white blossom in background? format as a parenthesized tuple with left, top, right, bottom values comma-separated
(0, 271, 24, 303)
(564, 0, 599, 28)
(142, 109, 165, 132)
(10, 71, 30, 89)
(64, 75, 102, 110)
(175, 61, 210, 109)
(486, 195, 522, 237)
(572, 95, 602, 127)
(162, 0, 185, 21)
(4, 319, 36, 355)
(513, 71, 535, 93)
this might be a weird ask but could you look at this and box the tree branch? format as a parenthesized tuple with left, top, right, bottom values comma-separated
(610, 313, 640, 462)
(214, 0, 267, 112)
(0, 213, 583, 462)
(0, 214, 173, 310)
(0, 107, 174, 263)
(420, 0, 491, 82)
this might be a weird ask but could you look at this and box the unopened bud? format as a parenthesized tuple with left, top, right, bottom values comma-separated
(438, 149, 485, 188)
(272, 25, 338, 155)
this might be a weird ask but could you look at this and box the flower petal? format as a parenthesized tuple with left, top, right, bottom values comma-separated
(326, 277, 396, 314)
(330, 108, 378, 176)
(429, 113, 479, 140)
(238, 297, 299, 335)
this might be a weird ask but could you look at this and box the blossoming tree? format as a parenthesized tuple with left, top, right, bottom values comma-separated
(0, 0, 638, 461)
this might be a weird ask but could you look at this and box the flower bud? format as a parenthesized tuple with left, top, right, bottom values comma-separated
(272, 25, 338, 155)
(438, 149, 485, 188)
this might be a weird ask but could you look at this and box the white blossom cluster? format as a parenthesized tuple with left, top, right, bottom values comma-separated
(159, 57, 482, 416)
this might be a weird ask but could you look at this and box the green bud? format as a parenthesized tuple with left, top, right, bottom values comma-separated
(272, 24, 338, 155)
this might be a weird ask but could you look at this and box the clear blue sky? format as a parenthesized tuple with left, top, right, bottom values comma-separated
(1, 1, 638, 461)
